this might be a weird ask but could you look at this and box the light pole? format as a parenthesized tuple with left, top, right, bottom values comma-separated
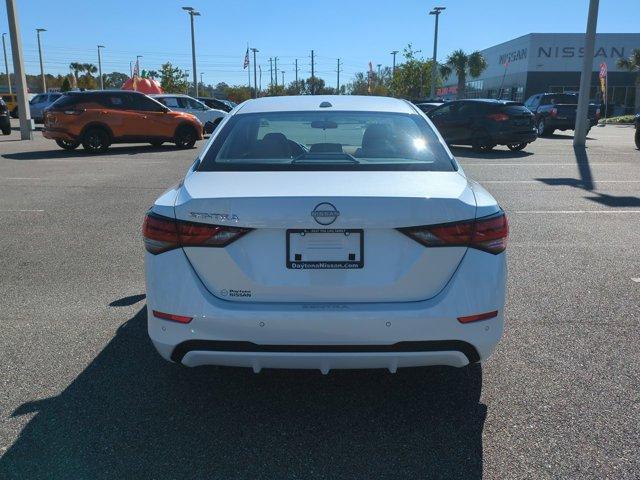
(281, 70, 285, 86)
(429, 6, 445, 99)
(182, 6, 201, 97)
(274, 57, 278, 87)
(390, 50, 398, 75)
(6, 0, 33, 139)
(2, 33, 11, 95)
(250, 47, 258, 97)
(574, 0, 600, 147)
(136, 55, 143, 74)
(97, 45, 104, 89)
(36, 28, 46, 93)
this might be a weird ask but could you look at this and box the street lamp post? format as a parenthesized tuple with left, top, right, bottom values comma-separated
(574, 0, 600, 147)
(429, 6, 445, 99)
(2, 33, 11, 95)
(36, 28, 46, 93)
(97, 45, 104, 89)
(182, 6, 201, 97)
(250, 47, 259, 98)
(136, 55, 143, 73)
(6, 0, 33, 139)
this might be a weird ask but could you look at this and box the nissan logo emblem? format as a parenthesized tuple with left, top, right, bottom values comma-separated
(311, 202, 340, 225)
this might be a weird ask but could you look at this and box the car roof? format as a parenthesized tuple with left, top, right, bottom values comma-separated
(150, 93, 191, 98)
(236, 95, 416, 114)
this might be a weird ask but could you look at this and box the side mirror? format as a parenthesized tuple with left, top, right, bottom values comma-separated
(162, 106, 170, 113)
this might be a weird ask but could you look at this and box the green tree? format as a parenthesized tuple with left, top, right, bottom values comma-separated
(616, 48, 640, 111)
(103, 72, 129, 89)
(223, 85, 252, 103)
(69, 62, 84, 82)
(159, 62, 189, 93)
(60, 77, 72, 92)
(439, 49, 487, 99)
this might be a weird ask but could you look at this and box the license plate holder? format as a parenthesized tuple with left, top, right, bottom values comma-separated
(286, 229, 364, 269)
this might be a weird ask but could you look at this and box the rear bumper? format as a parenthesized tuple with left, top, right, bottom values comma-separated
(493, 129, 537, 145)
(146, 247, 506, 372)
(546, 117, 597, 129)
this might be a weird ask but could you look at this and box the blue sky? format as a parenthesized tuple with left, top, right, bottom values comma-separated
(1, 0, 638, 88)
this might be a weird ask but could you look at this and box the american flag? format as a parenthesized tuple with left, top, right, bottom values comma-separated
(243, 48, 250, 69)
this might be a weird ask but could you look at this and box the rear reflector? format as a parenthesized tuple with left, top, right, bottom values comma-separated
(398, 210, 508, 254)
(153, 310, 193, 324)
(143, 212, 252, 254)
(457, 310, 498, 324)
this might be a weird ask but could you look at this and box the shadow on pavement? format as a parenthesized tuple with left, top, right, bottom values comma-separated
(2, 144, 196, 160)
(536, 146, 639, 207)
(0, 306, 486, 480)
(450, 146, 534, 159)
(109, 293, 146, 307)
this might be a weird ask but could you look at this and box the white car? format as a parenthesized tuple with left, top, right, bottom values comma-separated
(143, 95, 508, 373)
(151, 94, 226, 134)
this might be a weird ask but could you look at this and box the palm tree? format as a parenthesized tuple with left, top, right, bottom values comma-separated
(439, 50, 487, 100)
(82, 63, 98, 77)
(69, 62, 84, 81)
(616, 48, 640, 112)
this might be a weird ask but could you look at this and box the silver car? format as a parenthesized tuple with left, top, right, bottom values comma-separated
(30, 93, 63, 123)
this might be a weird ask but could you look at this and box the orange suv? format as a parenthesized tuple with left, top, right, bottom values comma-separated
(43, 90, 204, 153)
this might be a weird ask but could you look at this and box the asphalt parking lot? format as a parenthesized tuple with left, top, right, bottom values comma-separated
(0, 120, 638, 479)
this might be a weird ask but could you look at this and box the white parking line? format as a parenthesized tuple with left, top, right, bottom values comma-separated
(513, 210, 640, 214)
(0, 177, 44, 180)
(463, 163, 630, 166)
(632, 278, 640, 283)
(0, 209, 45, 213)
(483, 180, 640, 184)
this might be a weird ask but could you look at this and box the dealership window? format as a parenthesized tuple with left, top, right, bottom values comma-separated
(465, 80, 484, 99)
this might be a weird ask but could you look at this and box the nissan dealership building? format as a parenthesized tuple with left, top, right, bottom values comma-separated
(438, 33, 640, 114)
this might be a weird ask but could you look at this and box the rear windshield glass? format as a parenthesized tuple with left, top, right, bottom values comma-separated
(547, 94, 578, 104)
(199, 111, 455, 171)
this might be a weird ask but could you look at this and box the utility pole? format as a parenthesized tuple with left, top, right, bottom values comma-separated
(182, 6, 201, 97)
(574, 0, 600, 147)
(429, 6, 445, 99)
(377, 63, 382, 82)
(269, 58, 273, 88)
(2, 33, 11, 95)
(274, 57, 278, 87)
(281, 70, 285, 86)
(6, 0, 32, 139)
(310, 50, 315, 95)
(258, 64, 262, 91)
(336, 58, 341, 94)
(251, 47, 259, 98)
(36, 28, 46, 93)
(97, 45, 104, 90)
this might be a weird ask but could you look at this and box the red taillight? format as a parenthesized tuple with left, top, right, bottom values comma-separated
(457, 310, 498, 324)
(550, 108, 558, 117)
(398, 211, 508, 254)
(152, 310, 193, 324)
(142, 212, 252, 254)
(487, 113, 509, 122)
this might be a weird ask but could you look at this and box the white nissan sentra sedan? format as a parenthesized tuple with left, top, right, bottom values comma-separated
(143, 95, 508, 373)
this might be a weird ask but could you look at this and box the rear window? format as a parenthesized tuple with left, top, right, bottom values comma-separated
(544, 94, 578, 105)
(199, 111, 456, 172)
(498, 103, 531, 115)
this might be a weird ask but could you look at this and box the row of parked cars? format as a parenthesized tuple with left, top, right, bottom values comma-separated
(37, 90, 232, 152)
(415, 93, 601, 152)
(0, 90, 232, 152)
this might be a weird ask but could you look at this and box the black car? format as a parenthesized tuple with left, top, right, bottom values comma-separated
(415, 101, 444, 114)
(635, 114, 640, 149)
(197, 97, 233, 113)
(524, 93, 599, 137)
(0, 98, 11, 135)
(427, 99, 537, 151)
